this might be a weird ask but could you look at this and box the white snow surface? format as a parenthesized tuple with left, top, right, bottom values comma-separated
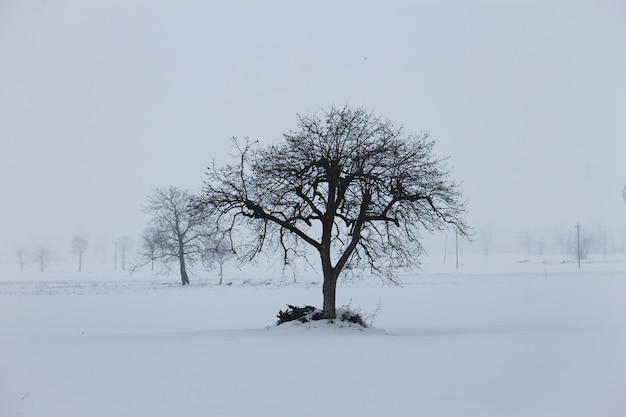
(1, 254, 626, 416)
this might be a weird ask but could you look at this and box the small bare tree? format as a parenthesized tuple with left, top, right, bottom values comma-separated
(479, 224, 493, 255)
(34, 246, 51, 273)
(537, 236, 545, 256)
(204, 239, 235, 285)
(71, 235, 89, 272)
(196, 106, 469, 318)
(569, 229, 593, 260)
(139, 228, 163, 272)
(143, 186, 210, 285)
(117, 237, 133, 271)
(17, 247, 27, 273)
(524, 230, 533, 256)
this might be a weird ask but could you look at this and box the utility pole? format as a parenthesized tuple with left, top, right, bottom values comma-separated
(575, 223, 581, 268)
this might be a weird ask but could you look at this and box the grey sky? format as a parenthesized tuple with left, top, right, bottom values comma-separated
(1, 1, 625, 257)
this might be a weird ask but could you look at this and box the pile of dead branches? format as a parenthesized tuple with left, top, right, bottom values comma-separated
(276, 305, 368, 327)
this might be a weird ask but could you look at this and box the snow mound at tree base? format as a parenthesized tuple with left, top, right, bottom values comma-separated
(270, 305, 386, 334)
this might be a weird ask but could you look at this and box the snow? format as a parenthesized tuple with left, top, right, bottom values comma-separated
(1, 255, 626, 416)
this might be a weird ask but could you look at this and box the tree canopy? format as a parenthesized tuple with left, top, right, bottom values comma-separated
(196, 106, 469, 318)
(143, 186, 209, 285)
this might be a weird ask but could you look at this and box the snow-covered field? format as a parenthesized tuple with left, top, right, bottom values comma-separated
(1, 254, 626, 416)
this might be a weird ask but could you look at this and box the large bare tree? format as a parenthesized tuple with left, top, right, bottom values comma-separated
(195, 106, 469, 319)
(143, 186, 208, 285)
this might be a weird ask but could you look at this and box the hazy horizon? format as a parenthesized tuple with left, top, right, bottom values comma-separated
(2, 1, 625, 263)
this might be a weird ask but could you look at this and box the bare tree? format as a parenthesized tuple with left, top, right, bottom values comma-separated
(568, 228, 593, 261)
(524, 230, 533, 256)
(479, 224, 493, 255)
(204, 239, 235, 285)
(34, 246, 51, 273)
(139, 228, 163, 272)
(143, 186, 209, 285)
(537, 236, 545, 256)
(17, 247, 27, 273)
(622, 184, 626, 206)
(117, 237, 133, 271)
(71, 235, 89, 272)
(196, 106, 469, 319)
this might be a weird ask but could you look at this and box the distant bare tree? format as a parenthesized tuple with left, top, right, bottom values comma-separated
(17, 247, 27, 273)
(569, 229, 593, 260)
(622, 184, 626, 206)
(204, 239, 235, 285)
(71, 235, 89, 272)
(195, 106, 469, 318)
(143, 186, 210, 285)
(479, 224, 493, 255)
(34, 246, 51, 273)
(139, 227, 163, 272)
(555, 228, 568, 254)
(117, 237, 133, 271)
(537, 236, 545, 256)
(524, 231, 533, 256)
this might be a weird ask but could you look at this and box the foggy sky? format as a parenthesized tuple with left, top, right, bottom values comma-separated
(1, 0, 625, 259)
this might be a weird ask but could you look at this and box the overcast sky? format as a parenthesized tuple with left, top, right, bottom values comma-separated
(1, 0, 625, 258)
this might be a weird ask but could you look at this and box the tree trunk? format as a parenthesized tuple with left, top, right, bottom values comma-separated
(322, 269, 338, 319)
(218, 261, 223, 285)
(320, 233, 338, 319)
(78, 251, 82, 272)
(179, 251, 190, 285)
